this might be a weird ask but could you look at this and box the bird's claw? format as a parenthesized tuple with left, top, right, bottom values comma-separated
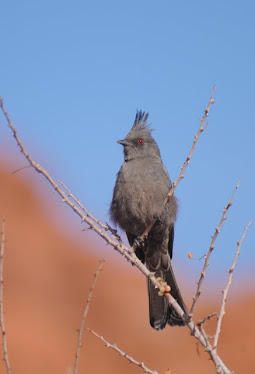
(133, 236, 145, 248)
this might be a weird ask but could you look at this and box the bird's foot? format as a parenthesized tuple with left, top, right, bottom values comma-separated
(133, 236, 146, 248)
(156, 277, 171, 297)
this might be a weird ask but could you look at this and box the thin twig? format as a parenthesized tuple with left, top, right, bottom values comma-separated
(59, 180, 120, 240)
(88, 328, 158, 374)
(11, 164, 32, 175)
(198, 323, 210, 349)
(1, 95, 235, 374)
(189, 180, 240, 316)
(197, 312, 217, 350)
(135, 86, 216, 245)
(0, 217, 11, 374)
(165, 86, 216, 203)
(213, 219, 253, 350)
(164, 292, 232, 374)
(74, 260, 104, 374)
(197, 312, 217, 327)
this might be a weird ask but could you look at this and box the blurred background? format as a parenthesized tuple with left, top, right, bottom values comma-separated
(0, 1, 254, 373)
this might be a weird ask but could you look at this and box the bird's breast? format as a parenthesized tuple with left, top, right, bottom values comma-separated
(111, 159, 172, 235)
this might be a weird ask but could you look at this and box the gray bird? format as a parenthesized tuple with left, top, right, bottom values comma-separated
(110, 111, 187, 330)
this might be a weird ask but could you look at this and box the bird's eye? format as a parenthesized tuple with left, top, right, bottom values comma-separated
(138, 138, 144, 145)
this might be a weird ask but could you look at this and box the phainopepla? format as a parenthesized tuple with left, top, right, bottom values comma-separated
(110, 111, 187, 330)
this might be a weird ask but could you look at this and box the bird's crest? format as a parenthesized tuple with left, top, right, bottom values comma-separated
(125, 110, 153, 140)
(133, 110, 149, 129)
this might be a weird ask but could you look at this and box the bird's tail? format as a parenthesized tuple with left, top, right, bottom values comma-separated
(147, 262, 187, 330)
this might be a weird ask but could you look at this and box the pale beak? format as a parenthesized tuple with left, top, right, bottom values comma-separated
(117, 140, 132, 146)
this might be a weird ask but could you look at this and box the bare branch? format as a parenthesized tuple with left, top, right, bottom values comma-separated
(188, 319, 234, 374)
(1, 96, 235, 374)
(88, 328, 158, 374)
(213, 219, 253, 350)
(59, 181, 120, 239)
(189, 180, 240, 316)
(0, 99, 130, 257)
(135, 86, 216, 246)
(197, 312, 217, 327)
(0, 217, 11, 374)
(197, 312, 217, 349)
(165, 85, 216, 203)
(75, 260, 104, 374)
(197, 322, 210, 349)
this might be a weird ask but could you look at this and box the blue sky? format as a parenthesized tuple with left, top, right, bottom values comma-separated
(0, 1, 254, 287)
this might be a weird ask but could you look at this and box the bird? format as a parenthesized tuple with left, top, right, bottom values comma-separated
(110, 110, 187, 330)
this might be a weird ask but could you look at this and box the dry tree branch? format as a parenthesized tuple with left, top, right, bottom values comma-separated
(213, 219, 253, 351)
(134, 86, 216, 244)
(197, 312, 217, 350)
(0, 93, 239, 374)
(0, 100, 120, 243)
(88, 328, 158, 374)
(59, 180, 122, 241)
(189, 180, 241, 317)
(165, 85, 216, 203)
(0, 99, 127, 255)
(198, 312, 217, 327)
(0, 217, 11, 374)
(74, 260, 104, 374)
(59, 181, 117, 237)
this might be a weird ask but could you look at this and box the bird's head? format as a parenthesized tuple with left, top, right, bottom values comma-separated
(118, 111, 161, 162)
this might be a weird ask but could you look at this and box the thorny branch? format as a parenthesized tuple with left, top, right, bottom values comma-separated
(213, 219, 253, 350)
(74, 260, 104, 374)
(197, 312, 217, 327)
(0, 90, 251, 374)
(197, 313, 217, 350)
(59, 181, 115, 236)
(165, 86, 216, 203)
(134, 86, 216, 246)
(189, 180, 241, 317)
(88, 329, 158, 374)
(0, 217, 11, 374)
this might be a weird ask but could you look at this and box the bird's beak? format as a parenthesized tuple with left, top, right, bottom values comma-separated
(117, 140, 131, 146)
